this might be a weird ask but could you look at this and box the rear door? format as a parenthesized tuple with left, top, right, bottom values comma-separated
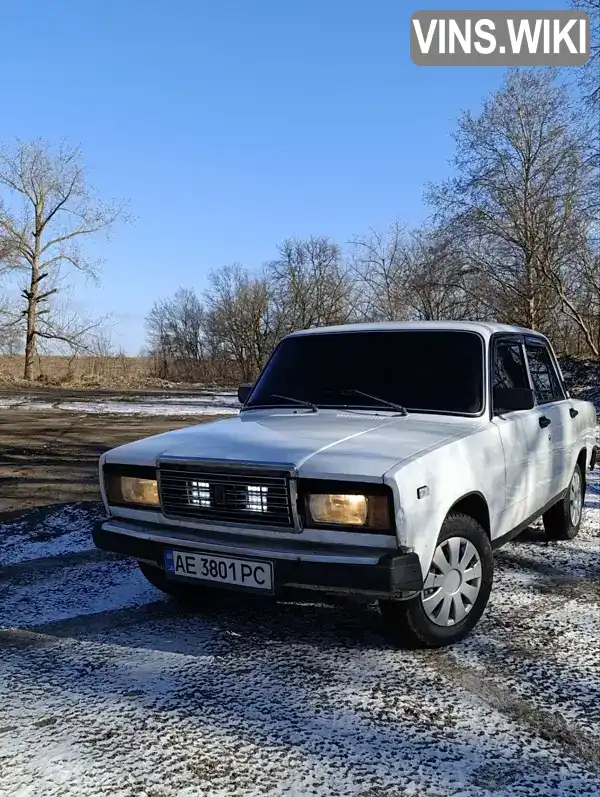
(523, 339, 575, 502)
(491, 336, 553, 528)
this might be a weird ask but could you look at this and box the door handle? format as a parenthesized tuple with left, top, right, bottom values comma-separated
(539, 416, 551, 428)
(569, 408, 579, 418)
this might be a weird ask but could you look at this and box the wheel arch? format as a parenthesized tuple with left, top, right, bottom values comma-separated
(447, 491, 491, 537)
(576, 447, 587, 478)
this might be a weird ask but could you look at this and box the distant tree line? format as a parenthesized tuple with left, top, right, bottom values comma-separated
(146, 70, 600, 385)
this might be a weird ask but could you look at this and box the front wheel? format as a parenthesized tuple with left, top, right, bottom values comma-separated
(380, 513, 494, 648)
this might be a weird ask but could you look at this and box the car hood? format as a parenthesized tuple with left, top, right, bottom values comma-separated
(104, 409, 480, 481)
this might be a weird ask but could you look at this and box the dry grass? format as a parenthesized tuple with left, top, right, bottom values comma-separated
(0, 354, 156, 389)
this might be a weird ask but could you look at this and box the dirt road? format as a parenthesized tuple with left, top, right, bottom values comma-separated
(0, 410, 211, 515)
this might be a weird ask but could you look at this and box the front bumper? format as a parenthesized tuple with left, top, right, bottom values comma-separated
(93, 518, 423, 599)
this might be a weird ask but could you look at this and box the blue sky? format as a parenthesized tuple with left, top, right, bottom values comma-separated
(1, 0, 568, 353)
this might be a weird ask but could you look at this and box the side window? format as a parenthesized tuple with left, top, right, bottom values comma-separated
(525, 344, 564, 404)
(493, 343, 528, 390)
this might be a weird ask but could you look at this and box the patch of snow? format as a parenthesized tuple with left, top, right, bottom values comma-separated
(0, 392, 240, 417)
(56, 400, 238, 416)
(0, 504, 104, 566)
(0, 398, 58, 412)
(155, 393, 239, 404)
(0, 559, 160, 628)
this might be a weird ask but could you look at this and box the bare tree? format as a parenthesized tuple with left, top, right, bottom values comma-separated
(205, 264, 281, 382)
(350, 220, 487, 323)
(146, 288, 208, 380)
(571, 0, 600, 107)
(540, 233, 600, 357)
(147, 240, 358, 386)
(406, 228, 487, 322)
(428, 69, 599, 352)
(350, 220, 412, 321)
(88, 327, 117, 358)
(268, 236, 356, 330)
(0, 139, 128, 379)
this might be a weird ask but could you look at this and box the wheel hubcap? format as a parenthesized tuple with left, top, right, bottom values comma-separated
(421, 536, 482, 627)
(570, 470, 582, 527)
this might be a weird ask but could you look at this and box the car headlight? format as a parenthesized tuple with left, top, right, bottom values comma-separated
(105, 473, 160, 507)
(305, 492, 391, 530)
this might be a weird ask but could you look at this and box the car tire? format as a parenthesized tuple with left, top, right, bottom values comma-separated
(543, 463, 585, 541)
(137, 561, 207, 603)
(379, 513, 494, 648)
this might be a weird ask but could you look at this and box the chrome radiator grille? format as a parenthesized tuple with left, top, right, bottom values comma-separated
(158, 461, 293, 528)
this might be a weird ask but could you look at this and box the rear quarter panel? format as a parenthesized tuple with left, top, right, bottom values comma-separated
(385, 424, 505, 579)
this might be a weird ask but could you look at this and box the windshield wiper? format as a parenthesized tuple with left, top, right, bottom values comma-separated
(268, 393, 319, 413)
(342, 389, 408, 415)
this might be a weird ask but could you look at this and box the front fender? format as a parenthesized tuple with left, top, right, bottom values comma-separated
(385, 426, 505, 579)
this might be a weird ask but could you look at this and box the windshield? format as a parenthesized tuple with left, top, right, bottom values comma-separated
(246, 330, 484, 415)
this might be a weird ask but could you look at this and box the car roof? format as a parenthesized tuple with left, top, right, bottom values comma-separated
(285, 320, 544, 341)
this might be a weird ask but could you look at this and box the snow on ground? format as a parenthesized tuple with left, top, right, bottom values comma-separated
(56, 401, 238, 416)
(0, 503, 106, 566)
(0, 471, 598, 797)
(0, 392, 240, 416)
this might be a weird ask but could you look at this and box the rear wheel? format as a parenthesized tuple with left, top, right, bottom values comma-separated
(137, 561, 207, 603)
(380, 513, 493, 648)
(543, 463, 584, 541)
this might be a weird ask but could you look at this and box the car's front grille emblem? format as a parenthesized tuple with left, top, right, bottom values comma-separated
(213, 484, 226, 506)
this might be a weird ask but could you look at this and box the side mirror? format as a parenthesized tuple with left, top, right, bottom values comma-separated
(237, 383, 253, 404)
(493, 387, 535, 414)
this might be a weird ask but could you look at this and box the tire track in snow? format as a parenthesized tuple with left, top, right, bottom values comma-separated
(0, 549, 121, 584)
(28, 599, 193, 638)
(418, 648, 600, 772)
(496, 549, 600, 591)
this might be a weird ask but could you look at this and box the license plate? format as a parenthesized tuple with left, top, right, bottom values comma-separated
(164, 549, 273, 591)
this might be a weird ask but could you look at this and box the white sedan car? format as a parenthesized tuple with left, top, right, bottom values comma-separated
(94, 322, 598, 646)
